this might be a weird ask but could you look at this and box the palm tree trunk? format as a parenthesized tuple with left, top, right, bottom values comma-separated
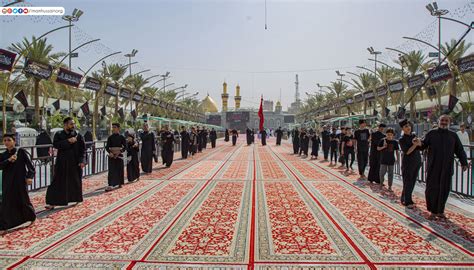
(410, 91, 416, 121)
(2, 73, 11, 134)
(34, 78, 40, 126)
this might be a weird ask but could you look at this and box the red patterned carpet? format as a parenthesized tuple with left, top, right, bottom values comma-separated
(1, 138, 473, 269)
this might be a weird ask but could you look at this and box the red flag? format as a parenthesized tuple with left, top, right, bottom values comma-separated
(258, 96, 264, 131)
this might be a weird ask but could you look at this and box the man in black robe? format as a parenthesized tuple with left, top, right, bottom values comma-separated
(231, 129, 238, 146)
(354, 119, 371, 180)
(180, 126, 190, 159)
(275, 127, 283, 146)
(251, 129, 255, 144)
(321, 126, 331, 161)
(203, 129, 209, 149)
(368, 123, 386, 183)
(190, 127, 198, 157)
(209, 128, 217, 148)
(197, 127, 203, 153)
(0, 134, 36, 234)
(292, 128, 300, 154)
(246, 128, 252, 146)
(139, 123, 156, 173)
(126, 133, 140, 182)
(299, 129, 309, 156)
(260, 128, 267, 146)
(45, 117, 86, 209)
(161, 125, 175, 167)
(398, 119, 421, 208)
(421, 115, 468, 219)
(105, 123, 126, 191)
(224, 129, 230, 142)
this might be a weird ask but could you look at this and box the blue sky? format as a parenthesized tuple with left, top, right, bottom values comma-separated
(1, 0, 472, 110)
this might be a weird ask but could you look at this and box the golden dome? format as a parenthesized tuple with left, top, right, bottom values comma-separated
(199, 94, 219, 113)
(276, 101, 282, 107)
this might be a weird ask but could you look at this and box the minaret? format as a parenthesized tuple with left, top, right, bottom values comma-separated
(295, 74, 300, 104)
(221, 81, 229, 112)
(234, 84, 241, 110)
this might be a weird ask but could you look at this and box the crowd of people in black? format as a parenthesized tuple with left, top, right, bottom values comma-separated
(291, 116, 469, 220)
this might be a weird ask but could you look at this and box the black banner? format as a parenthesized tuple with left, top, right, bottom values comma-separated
(132, 93, 142, 102)
(104, 84, 118, 96)
(206, 115, 222, 126)
(0, 48, 16, 71)
(363, 90, 375, 101)
(100, 106, 106, 116)
(131, 109, 137, 119)
(84, 77, 102, 91)
(226, 111, 250, 122)
(456, 55, 474, 74)
(143, 96, 153, 105)
(117, 108, 124, 118)
(14, 90, 28, 108)
(428, 64, 452, 83)
(23, 59, 53, 80)
(80, 102, 90, 116)
(52, 99, 60, 110)
(119, 88, 132, 99)
(388, 80, 404, 93)
(397, 107, 406, 119)
(407, 74, 425, 89)
(376, 86, 388, 97)
(448, 94, 459, 112)
(56, 67, 82, 87)
(427, 86, 437, 97)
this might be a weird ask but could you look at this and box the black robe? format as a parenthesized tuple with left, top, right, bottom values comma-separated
(190, 132, 198, 155)
(0, 148, 36, 230)
(275, 128, 283, 145)
(106, 133, 126, 187)
(231, 130, 238, 146)
(209, 130, 217, 148)
(300, 132, 309, 155)
(260, 130, 267, 146)
(399, 133, 422, 205)
(161, 131, 175, 167)
(321, 130, 331, 158)
(368, 131, 385, 183)
(203, 130, 209, 149)
(224, 129, 230, 142)
(197, 131, 203, 152)
(292, 129, 300, 154)
(180, 131, 190, 159)
(126, 140, 140, 182)
(311, 135, 321, 156)
(46, 130, 86, 205)
(422, 128, 468, 214)
(139, 131, 156, 173)
(246, 129, 252, 145)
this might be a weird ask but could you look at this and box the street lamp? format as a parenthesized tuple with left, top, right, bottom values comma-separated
(124, 49, 138, 76)
(62, 8, 84, 70)
(160, 71, 171, 92)
(367, 47, 381, 75)
(335, 70, 345, 83)
(426, 2, 449, 64)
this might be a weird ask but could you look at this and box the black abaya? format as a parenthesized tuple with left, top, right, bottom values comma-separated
(399, 133, 422, 205)
(0, 148, 36, 230)
(106, 133, 126, 187)
(224, 129, 230, 142)
(368, 131, 385, 183)
(209, 130, 217, 148)
(261, 130, 267, 146)
(161, 131, 175, 167)
(180, 131, 190, 159)
(139, 131, 156, 173)
(311, 135, 321, 157)
(292, 129, 300, 154)
(246, 128, 252, 145)
(275, 128, 283, 145)
(321, 130, 331, 159)
(126, 141, 140, 182)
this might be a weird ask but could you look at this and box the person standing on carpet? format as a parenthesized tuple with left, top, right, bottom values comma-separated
(299, 128, 309, 156)
(231, 128, 239, 146)
(329, 127, 339, 166)
(224, 128, 230, 142)
(160, 126, 175, 167)
(45, 117, 86, 209)
(0, 134, 36, 235)
(341, 127, 355, 174)
(321, 126, 331, 161)
(197, 127, 203, 153)
(398, 119, 421, 209)
(377, 128, 400, 191)
(368, 123, 386, 183)
(354, 119, 370, 180)
(275, 127, 283, 146)
(292, 127, 300, 154)
(203, 128, 209, 149)
(310, 130, 321, 159)
(260, 128, 267, 146)
(420, 115, 468, 219)
(209, 128, 217, 148)
(126, 133, 140, 183)
(105, 123, 127, 192)
(180, 126, 190, 159)
(337, 127, 346, 168)
(246, 127, 252, 146)
(189, 127, 199, 157)
(139, 123, 156, 174)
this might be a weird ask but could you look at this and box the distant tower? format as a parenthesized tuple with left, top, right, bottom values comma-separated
(221, 81, 229, 112)
(295, 74, 300, 104)
(234, 84, 242, 110)
(275, 101, 282, 113)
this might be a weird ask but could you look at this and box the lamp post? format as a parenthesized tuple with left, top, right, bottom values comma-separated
(426, 1, 449, 64)
(367, 47, 381, 76)
(160, 72, 171, 92)
(62, 8, 84, 70)
(124, 49, 138, 76)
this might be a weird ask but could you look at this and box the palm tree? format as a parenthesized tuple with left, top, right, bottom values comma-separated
(91, 67, 111, 140)
(8, 36, 65, 126)
(376, 66, 398, 117)
(441, 39, 472, 100)
(351, 72, 377, 115)
(106, 64, 127, 112)
(327, 81, 348, 115)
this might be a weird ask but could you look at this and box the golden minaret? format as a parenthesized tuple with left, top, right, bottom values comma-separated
(234, 84, 241, 110)
(221, 81, 229, 112)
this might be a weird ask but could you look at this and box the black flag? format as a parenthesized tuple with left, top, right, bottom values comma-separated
(397, 107, 406, 119)
(118, 108, 124, 119)
(385, 107, 390, 116)
(448, 94, 459, 112)
(373, 109, 378, 116)
(131, 109, 137, 119)
(100, 106, 106, 116)
(427, 86, 437, 97)
(80, 101, 90, 116)
(14, 90, 28, 108)
(52, 99, 60, 110)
